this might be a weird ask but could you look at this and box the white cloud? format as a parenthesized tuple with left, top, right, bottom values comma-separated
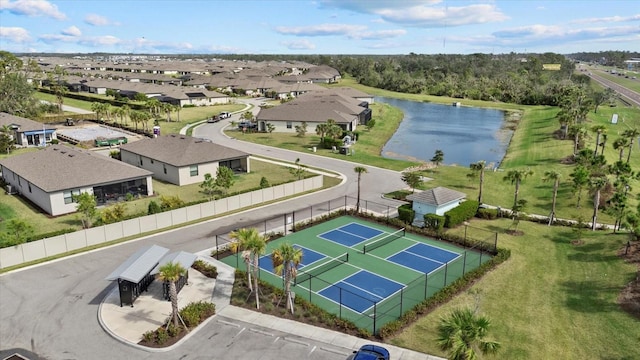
(280, 39, 316, 50)
(84, 13, 111, 26)
(0, 0, 65, 20)
(318, 0, 440, 13)
(571, 14, 640, 24)
(349, 29, 407, 40)
(377, 4, 508, 27)
(78, 35, 121, 46)
(61, 26, 81, 37)
(275, 23, 367, 36)
(0, 26, 31, 42)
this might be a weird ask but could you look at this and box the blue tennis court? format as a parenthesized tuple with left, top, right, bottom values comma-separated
(406, 243, 459, 263)
(318, 222, 383, 247)
(259, 245, 325, 273)
(318, 270, 404, 313)
(387, 243, 459, 274)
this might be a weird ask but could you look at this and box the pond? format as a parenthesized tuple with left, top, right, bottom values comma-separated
(378, 97, 514, 167)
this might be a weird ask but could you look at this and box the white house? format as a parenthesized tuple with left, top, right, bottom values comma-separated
(119, 135, 250, 186)
(0, 145, 153, 216)
(406, 186, 467, 220)
(0, 112, 57, 148)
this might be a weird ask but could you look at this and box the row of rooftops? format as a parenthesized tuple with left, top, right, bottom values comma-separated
(0, 128, 249, 193)
(25, 56, 339, 80)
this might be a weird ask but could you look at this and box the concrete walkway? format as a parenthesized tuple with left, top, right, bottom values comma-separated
(97, 252, 443, 359)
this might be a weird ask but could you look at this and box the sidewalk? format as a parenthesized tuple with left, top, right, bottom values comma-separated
(97, 253, 443, 359)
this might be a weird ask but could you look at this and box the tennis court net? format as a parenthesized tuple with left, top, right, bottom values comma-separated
(363, 228, 406, 254)
(294, 252, 349, 285)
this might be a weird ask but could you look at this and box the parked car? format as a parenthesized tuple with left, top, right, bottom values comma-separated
(218, 111, 231, 119)
(207, 116, 220, 123)
(347, 344, 390, 360)
(237, 121, 257, 130)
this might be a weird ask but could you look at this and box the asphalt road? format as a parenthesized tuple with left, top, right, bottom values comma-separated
(580, 67, 640, 108)
(0, 98, 409, 359)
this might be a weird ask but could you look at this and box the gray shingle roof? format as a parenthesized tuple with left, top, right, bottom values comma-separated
(0, 112, 56, 132)
(105, 245, 170, 283)
(0, 145, 153, 192)
(256, 91, 365, 124)
(119, 134, 249, 167)
(406, 187, 467, 206)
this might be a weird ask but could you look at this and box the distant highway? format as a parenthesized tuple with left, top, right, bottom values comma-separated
(583, 70, 640, 108)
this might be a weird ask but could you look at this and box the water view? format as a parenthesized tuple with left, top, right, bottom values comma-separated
(378, 97, 512, 167)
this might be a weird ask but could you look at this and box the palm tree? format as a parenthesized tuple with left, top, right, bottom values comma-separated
(591, 125, 606, 156)
(589, 176, 608, 231)
(315, 122, 328, 143)
(157, 261, 187, 328)
(436, 307, 500, 360)
(622, 128, 639, 163)
(503, 168, 533, 209)
(613, 137, 629, 162)
(145, 98, 161, 119)
(543, 170, 561, 225)
(570, 165, 590, 208)
(467, 161, 486, 204)
(230, 227, 267, 309)
(354, 166, 368, 213)
(271, 243, 302, 314)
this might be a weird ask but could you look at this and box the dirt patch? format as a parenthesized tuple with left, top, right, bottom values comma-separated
(505, 230, 524, 236)
(618, 241, 640, 320)
(571, 239, 585, 246)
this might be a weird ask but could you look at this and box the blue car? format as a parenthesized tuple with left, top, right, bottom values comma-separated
(347, 344, 390, 360)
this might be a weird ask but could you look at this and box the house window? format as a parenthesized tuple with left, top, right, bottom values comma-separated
(28, 184, 32, 193)
(286, 121, 292, 129)
(150, 159, 154, 164)
(190, 165, 198, 176)
(139, 156, 143, 166)
(163, 164, 167, 174)
(63, 189, 81, 204)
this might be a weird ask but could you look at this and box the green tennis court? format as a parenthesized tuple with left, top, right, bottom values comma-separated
(220, 215, 492, 334)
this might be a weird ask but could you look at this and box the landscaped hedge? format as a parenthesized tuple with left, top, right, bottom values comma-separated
(424, 213, 445, 232)
(397, 204, 415, 224)
(477, 207, 499, 219)
(377, 247, 511, 339)
(444, 200, 479, 228)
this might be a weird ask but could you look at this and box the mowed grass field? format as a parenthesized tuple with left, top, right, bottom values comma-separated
(390, 219, 640, 359)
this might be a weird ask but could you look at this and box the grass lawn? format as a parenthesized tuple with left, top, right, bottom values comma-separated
(389, 218, 640, 359)
(225, 101, 418, 171)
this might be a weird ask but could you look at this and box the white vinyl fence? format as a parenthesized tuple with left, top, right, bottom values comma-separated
(0, 176, 323, 269)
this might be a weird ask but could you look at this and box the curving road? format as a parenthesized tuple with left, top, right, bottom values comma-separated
(0, 99, 409, 359)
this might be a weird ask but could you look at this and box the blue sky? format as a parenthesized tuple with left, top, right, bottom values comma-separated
(1, 0, 638, 55)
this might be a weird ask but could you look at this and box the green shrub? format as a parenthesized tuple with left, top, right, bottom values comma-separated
(397, 204, 415, 224)
(147, 200, 162, 214)
(260, 176, 270, 188)
(423, 213, 445, 232)
(477, 207, 498, 219)
(142, 330, 155, 343)
(179, 301, 216, 328)
(156, 327, 168, 344)
(444, 200, 479, 228)
(192, 259, 218, 278)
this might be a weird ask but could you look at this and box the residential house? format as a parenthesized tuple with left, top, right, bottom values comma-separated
(406, 187, 467, 224)
(255, 90, 371, 133)
(0, 112, 57, 148)
(119, 135, 250, 186)
(0, 145, 153, 216)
